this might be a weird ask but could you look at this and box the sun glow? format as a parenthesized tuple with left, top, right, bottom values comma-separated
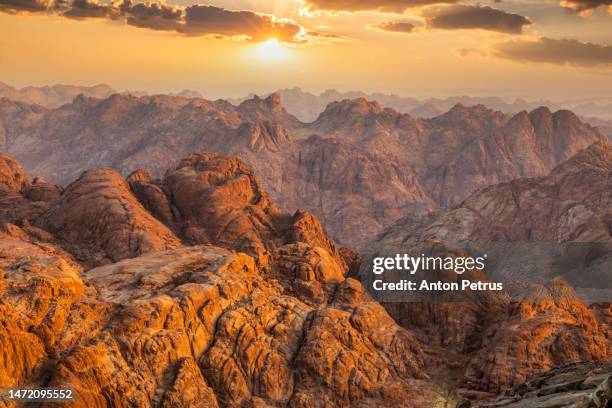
(254, 38, 288, 61)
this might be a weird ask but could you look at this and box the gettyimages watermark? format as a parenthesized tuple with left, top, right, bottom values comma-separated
(361, 242, 612, 303)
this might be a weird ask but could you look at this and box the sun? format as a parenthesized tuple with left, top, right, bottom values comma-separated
(254, 38, 288, 61)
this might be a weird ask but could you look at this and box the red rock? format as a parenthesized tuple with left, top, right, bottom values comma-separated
(38, 168, 181, 265)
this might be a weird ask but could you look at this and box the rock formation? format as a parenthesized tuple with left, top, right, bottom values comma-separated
(0, 152, 439, 407)
(360, 140, 612, 395)
(38, 168, 182, 266)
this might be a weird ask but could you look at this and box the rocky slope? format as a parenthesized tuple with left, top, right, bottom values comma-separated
(0, 151, 444, 407)
(360, 140, 612, 395)
(0, 93, 605, 248)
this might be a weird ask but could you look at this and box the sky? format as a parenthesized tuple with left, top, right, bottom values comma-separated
(1, 0, 611, 100)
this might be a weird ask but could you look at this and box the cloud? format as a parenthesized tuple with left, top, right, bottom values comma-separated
(0, 0, 55, 13)
(491, 37, 612, 66)
(559, 0, 612, 13)
(302, 0, 458, 13)
(63, 0, 120, 19)
(372, 20, 415, 33)
(180, 5, 301, 42)
(0, 0, 314, 43)
(123, 1, 183, 32)
(422, 4, 531, 34)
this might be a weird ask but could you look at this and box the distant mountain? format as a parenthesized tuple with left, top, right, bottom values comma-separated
(570, 99, 612, 121)
(229, 87, 565, 122)
(0, 81, 116, 108)
(582, 116, 612, 138)
(0, 81, 200, 108)
(232, 88, 612, 138)
(0, 93, 605, 247)
(3, 80, 611, 135)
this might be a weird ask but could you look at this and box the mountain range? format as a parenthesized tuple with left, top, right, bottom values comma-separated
(0, 92, 606, 248)
(3, 81, 612, 128)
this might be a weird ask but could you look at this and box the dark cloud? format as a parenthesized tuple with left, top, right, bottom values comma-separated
(181, 5, 301, 42)
(0, 0, 54, 13)
(0, 0, 310, 43)
(423, 5, 531, 34)
(373, 20, 415, 33)
(492, 37, 612, 66)
(63, 0, 119, 19)
(560, 0, 612, 12)
(303, 0, 458, 13)
(123, 1, 183, 32)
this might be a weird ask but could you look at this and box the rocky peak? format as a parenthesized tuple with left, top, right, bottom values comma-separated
(38, 167, 181, 265)
(160, 152, 345, 265)
(318, 98, 384, 119)
(553, 108, 582, 125)
(235, 120, 292, 152)
(237, 92, 301, 129)
(265, 91, 282, 111)
(238, 92, 281, 115)
(70, 93, 98, 109)
(0, 152, 29, 192)
(431, 103, 506, 128)
(528, 105, 553, 125)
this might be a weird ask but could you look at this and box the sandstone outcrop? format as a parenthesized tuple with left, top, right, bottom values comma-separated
(37, 168, 182, 265)
(0, 153, 58, 226)
(462, 278, 608, 394)
(30, 246, 430, 407)
(161, 152, 285, 255)
(0, 230, 84, 390)
(128, 152, 347, 269)
(0, 152, 441, 407)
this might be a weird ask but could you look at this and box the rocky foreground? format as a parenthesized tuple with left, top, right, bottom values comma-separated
(0, 151, 435, 407)
(0, 144, 610, 407)
(474, 362, 611, 408)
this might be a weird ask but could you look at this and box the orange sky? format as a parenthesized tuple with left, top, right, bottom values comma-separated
(1, 0, 611, 99)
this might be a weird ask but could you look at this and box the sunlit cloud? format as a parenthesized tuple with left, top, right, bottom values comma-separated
(458, 36, 612, 67)
(371, 5, 531, 36)
(421, 5, 532, 34)
(0, 0, 331, 43)
(300, 0, 458, 13)
(371, 20, 416, 33)
(559, 0, 612, 15)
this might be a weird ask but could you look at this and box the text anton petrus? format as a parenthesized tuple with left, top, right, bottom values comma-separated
(371, 253, 503, 292)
